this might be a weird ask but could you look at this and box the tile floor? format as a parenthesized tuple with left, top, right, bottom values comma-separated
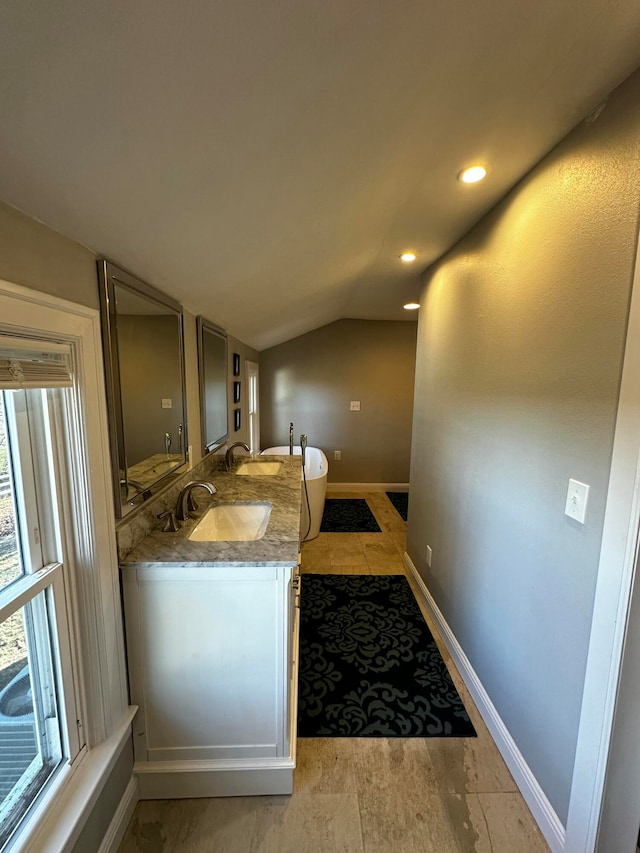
(119, 491, 550, 853)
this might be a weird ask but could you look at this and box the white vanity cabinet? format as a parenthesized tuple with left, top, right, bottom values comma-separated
(122, 561, 300, 799)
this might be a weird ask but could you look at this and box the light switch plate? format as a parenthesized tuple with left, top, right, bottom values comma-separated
(350, 400, 361, 411)
(161, 398, 173, 409)
(565, 479, 590, 524)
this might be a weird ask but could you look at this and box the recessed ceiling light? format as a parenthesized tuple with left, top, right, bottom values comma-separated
(400, 252, 416, 263)
(404, 302, 420, 311)
(458, 165, 487, 184)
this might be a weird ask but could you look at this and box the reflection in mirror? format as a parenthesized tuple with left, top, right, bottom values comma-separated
(98, 261, 188, 518)
(197, 317, 228, 454)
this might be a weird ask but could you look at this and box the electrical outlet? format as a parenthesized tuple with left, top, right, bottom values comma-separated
(350, 400, 361, 411)
(426, 545, 432, 567)
(161, 398, 172, 409)
(334, 450, 341, 461)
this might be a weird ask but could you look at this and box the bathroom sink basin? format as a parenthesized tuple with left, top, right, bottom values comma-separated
(188, 502, 272, 541)
(235, 461, 282, 476)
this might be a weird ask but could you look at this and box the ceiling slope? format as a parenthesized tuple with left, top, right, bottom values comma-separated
(0, 0, 639, 348)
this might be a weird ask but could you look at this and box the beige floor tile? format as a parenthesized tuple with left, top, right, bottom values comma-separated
(294, 738, 358, 794)
(365, 562, 406, 575)
(302, 564, 337, 575)
(362, 539, 405, 568)
(322, 532, 364, 546)
(427, 735, 518, 795)
(352, 739, 460, 853)
(249, 793, 365, 853)
(367, 563, 405, 576)
(358, 531, 393, 546)
(352, 736, 438, 787)
(389, 530, 407, 554)
(441, 792, 493, 853)
(363, 491, 388, 504)
(328, 543, 368, 568)
(172, 796, 259, 852)
(300, 548, 331, 572)
(119, 799, 185, 852)
(313, 532, 338, 547)
(300, 536, 328, 552)
(477, 792, 551, 852)
(372, 506, 407, 530)
(379, 520, 408, 538)
(323, 565, 370, 575)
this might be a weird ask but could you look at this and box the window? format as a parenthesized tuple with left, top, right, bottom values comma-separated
(0, 357, 81, 847)
(0, 281, 129, 853)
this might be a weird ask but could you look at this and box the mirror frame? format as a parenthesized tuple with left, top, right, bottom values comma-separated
(196, 315, 229, 455)
(98, 260, 188, 519)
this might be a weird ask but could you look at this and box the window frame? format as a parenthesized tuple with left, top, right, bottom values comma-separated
(1, 386, 84, 835)
(0, 279, 130, 852)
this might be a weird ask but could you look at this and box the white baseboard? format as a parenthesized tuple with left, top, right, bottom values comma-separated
(135, 757, 295, 799)
(403, 553, 566, 853)
(327, 482, 409, 493)
(98, 776, 139, 853)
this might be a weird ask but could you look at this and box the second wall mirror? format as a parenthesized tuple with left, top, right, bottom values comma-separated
(197, 316, 228, 455)
(98, 260, 188, 518)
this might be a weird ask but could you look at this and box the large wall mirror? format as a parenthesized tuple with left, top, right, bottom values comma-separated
(197, 316, 228, 454)
(98, 260, 188, 518)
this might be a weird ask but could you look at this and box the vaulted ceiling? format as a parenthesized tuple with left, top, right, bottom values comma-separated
(1, 1, 640, 349)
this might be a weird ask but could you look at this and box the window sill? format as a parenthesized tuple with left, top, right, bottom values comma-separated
(10, 706, 137, 853)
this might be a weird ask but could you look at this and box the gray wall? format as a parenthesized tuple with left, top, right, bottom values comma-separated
(260, 319, 417, 483)
(408, 68, 640, 823)
(0, 201, 98, 309)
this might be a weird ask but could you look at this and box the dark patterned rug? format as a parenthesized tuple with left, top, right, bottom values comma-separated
(320, 498, 381, 533)
(297, 574, 476, 737)
(386, 491, 408, 521)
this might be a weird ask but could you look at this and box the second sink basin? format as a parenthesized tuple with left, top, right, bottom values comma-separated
(188, 502, 272, 542)
(235, 461, 282, 476)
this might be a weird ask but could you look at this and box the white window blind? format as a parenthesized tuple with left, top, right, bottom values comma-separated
(0, 336, 72, 388)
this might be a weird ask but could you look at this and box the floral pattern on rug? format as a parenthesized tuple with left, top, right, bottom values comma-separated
(320, 499, 381, 532)
(298, 574, 476, 738)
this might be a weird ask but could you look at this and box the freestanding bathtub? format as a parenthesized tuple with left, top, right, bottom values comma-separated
(261, 445, 328, 541)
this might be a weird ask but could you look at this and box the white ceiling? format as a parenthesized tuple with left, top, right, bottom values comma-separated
(1, 1, 640, 350)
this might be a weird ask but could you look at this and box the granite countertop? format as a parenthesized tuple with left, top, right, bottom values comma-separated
(120, 455, 302, 568)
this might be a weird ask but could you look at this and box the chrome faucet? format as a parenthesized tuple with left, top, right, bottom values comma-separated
(175, 481, 216, 521)
(289, 422, 294, 455)
(225, 442, 250, 471)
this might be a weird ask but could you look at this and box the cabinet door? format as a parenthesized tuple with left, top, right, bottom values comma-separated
(124, 565, 287, 762)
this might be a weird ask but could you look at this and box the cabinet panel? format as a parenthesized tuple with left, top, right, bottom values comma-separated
(122, 563, 297, 794)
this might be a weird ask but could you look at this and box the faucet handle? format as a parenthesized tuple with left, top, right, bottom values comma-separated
(158, 510, 180, 532)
